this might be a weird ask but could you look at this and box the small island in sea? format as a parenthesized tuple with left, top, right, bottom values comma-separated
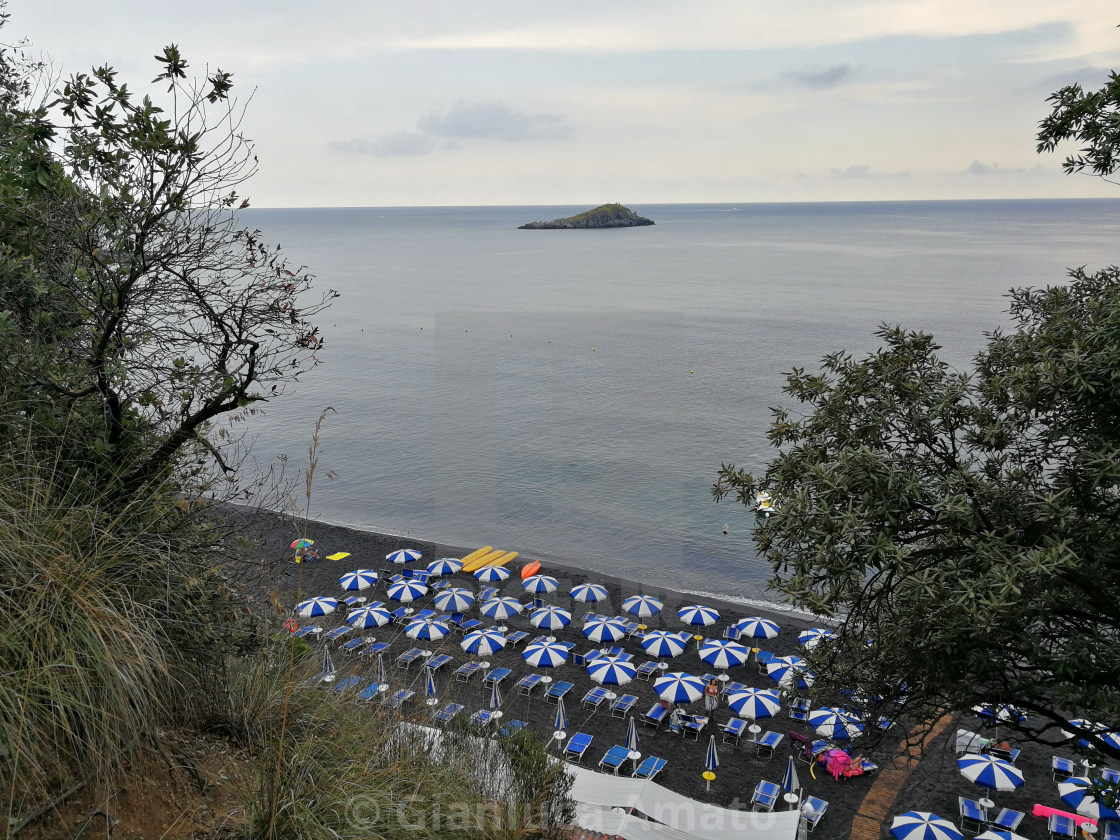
(518, 203, 655, 229)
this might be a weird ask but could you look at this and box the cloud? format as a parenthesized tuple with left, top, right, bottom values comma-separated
(963, 160, 1050, 175)
(784, 64, 857, 89)
(335, 101, 571, 157)
(829, 165, 910, 178)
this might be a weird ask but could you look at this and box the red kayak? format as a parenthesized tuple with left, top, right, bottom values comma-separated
(521, 560, 541, 579)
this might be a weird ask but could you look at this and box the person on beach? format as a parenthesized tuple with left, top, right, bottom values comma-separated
(703, 678, 720, 712)
(668, 707, 683, 735)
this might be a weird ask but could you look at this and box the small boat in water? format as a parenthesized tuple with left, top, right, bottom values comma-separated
(755, 491, 776, 518)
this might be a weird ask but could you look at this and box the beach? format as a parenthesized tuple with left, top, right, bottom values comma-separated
(225, 507, 1076, 840)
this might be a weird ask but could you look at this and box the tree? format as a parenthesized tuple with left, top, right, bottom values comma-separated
(0, 41, 336, 500)
(715, 64, 1120, 759)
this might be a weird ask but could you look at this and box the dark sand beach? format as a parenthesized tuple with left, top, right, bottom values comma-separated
(226, 508, 1084, 840)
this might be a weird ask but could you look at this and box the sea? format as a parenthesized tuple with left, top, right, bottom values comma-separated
(239, 199, 1120, 603)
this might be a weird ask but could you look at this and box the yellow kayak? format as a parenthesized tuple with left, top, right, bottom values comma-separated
(458, 546, 492, 571)
(464, 548, 505, 572)
(488, 551, 518, 568)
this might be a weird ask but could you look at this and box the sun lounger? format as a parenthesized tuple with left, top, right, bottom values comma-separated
(602, 645, 626, 658)
(992, 808, 1025, 832)
(755, 650, 776, 673)
(433, 702, 464, 723)
(293, 625, 322, 639)
(750, 730, 783, 757)
(598, 745, 630, 774)
(396, 648, 424, 668)
(459, 619, 482, 634)
(505, 631, 530, 648)
(469, 709, 498, 727)
(499, 720, 527, 738)
(565, 733, 593, 762)
(1102, 823, 1120, 840)
(959, 797, 985, 833)
(642, 704, 668, 729)
(622, 622, 641, 637)
(1103, 769, 1120, 784)
(723, 681, 748, 695)
(427, 653, 452, 672)
(455, 661, 481, 682)
(611, 694, 638, 718)
(479, 586, 499, 602)
(358, 681, 386, 701)
(680, 714, 709, 739)
(750, 780, 779, 811)
(341, 637, 364, 653)
(583, 686, 609, 708)
(722, 625, 742, 641)
(858, 758, 878, 774)
(389, 606, 408, 623)
(447, 612, 466, 626)
(359, 641, 388, 658)
(571, 650, 592, 667)
(383, 688, 414, 709)
(517, 673, 545, 696)
(721, 718, 747, 744)
(545, 681, 574, 703)
(632, 756, 667, 780)
(789, 697, 811, 722)
(484, 667, 512, 687)
(990, 746, 1021, 764)
(636, 661, 660, 681)
(1049, 814, 1079, 840)
(1053, 756, 1076, 780)
(803, 796, 828, 831)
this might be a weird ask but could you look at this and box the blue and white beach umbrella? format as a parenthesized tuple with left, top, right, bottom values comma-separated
(798, 628, 838, 650)
(727, 688, 781, 719)
(433, 587, 475, 612)
(295, 596, 339, 617)
(386, 548, 422, 564)
(736, 616, 780, 639)
(522, 574, 559, 594)
(428, 557, 463, 576)
(583, 617, 627, 644)
(554, 696, 569, 732)
(957, 754, 1025, 792)
(523, 641, 569, 668)
(781, 755, 800, 794)
(339, 569, 378, 591)
(641, 630, 687, 658)
(1058, 777, 1120, 820)
(654, 672, 705, 704)
(529, 605, 572, 630)
(481, 597, 523, 620)
(347, 604, 392, 629)
(462, 628, 507, 656)
(387, 580, 428, 602)
(808, 708, 864, 740)
(678, 604, 720, 627)
(766, 656, 815, 690)
(406, 618, 451, 641)
(570, 583, 609, 603)
(889, 812, 963, 840)
(622, 595, 664, 617)
(974, 704, 1026, 724)
(625, 716, 639, 752)
(588, 657, 637, 686)
(699, 640, 751, 669)
(474, 565, 511, 583)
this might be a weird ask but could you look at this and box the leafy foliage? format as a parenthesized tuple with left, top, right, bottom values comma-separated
(1038, 69, 1120, 180)
(715, 267, 1120, 760)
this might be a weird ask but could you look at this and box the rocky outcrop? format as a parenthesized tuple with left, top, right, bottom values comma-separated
(518, 204, 654, 229)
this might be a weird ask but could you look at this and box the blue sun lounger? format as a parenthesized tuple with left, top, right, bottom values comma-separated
(632, 756, 667, 780)
(331, 676, 365, 693)
(433, 702, 464, 723)
(469, 709, 498, 727)
(358, 681, 386, 701)
(359, 641, 388, 658)
(383, 689, 414, 709)
(721, 718, 747, 744)
(611, 694, 638, 717)
(396, 648, 424, 668)
(517, 673, 545, 696)
(455, 661, 481, 682)
(564, 733, 592, 762)
(483, 667, 511, 688)
(545, 681, 574, 703)
(427, 653, 453, 672)
(292, 625, 322, 639)
(636, 661, 660, 680)
(500, 720, 527, 738)
(751, 730, 783, 757)
(505, 631, 530, 648)
(459, 619, 482, 634)
(751, 780, 779, 811)
(803, 796, 828, 831)
(341, 637, 364, 653)
(642, 704, 668, 729)
(598, 745, 630, 775)
(582, 686, 608, 708)
(324, 626, 353, 643)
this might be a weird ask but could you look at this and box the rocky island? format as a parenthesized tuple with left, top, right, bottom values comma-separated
(518, 203, 654, 229)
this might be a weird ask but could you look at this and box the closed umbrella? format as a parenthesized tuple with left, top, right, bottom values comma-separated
(570, 583, 609, 603)
(522, 574, 559, 594)
(588, 658, 637, 686)
(641, 630, 687, 658)
(554, 696, 570, 732)
(957, 754, 1025, 792)
(489, 677, 502, 711)
(347, 604, 392, 629)
(583, 617, 627, 643)
(529, 605, 572, 630)
(678, 604, 720, 627)
(387, 580, 428, 602)
(427, 557, 463, 576)
(523, 641, 569, 668)
(782, 754, 800, 797)
(889, 812, 963, 840)
(481, 597, 523, 620)
(376, 652, 388, 689)
(406, 618, 450, 641)
(699, 640, 751, 669)
(654, 672, 705, 704)
(339, 569, 378, 591)
(704, 734, 719, 791)
(295, 596, 339, 617)
(386, 548, 422, 564)
(474, 565, 511, 582)
(625, 716, 639, 752)
(424, 666, 438, 705)
(727, 687, 781, 719)
(321, 647, 335, 681)
(433, 587, 474, 612)
(462, 628, 507, 656)
(736, 616, 780, 639)
(623, 595, 664, 617)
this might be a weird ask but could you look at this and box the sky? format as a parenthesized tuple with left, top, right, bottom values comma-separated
(9, 1, 1120, 207)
